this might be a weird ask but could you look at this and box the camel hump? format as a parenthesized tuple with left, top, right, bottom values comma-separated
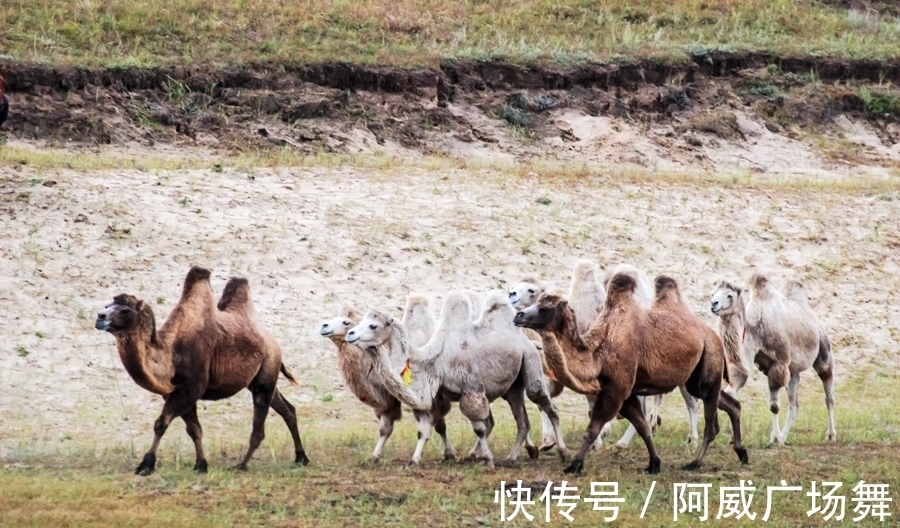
(340, 303, 361, 320)
(784, 279, 809, 304)
(181, 266, 212, 297)
(652, 275, 683, 305)
(607, 272, 637, 294)
(404, 295, 430, 313)
(217, 277, 252, 312)
(749, 272, 770, 291)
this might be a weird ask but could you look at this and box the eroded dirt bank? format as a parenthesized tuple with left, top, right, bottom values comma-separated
(2, 53, 899, 176)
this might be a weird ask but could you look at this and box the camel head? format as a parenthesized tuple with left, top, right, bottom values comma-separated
(346, 309, 395, 349)
(710, 281, 743, 316)
(95, 294, 154, 337)
(513, 292, 568, 330)
(508, 277, 552, 310)
(319, 304, 361, 341)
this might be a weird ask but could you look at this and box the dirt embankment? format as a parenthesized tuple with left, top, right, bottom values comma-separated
(2, 52, 899, 171)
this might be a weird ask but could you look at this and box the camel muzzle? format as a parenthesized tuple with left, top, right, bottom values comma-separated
(512, 312, 528, 327)
(94, 317, 111, 331)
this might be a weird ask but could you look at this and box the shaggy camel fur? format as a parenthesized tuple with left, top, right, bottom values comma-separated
(95, 266, 309, 475)
(514, 273, 748, 474)
(347, 290, 567, 469)
(318, 301, 454, 462)
(601, 264, 700, 447)
(710, 274, 836, 445)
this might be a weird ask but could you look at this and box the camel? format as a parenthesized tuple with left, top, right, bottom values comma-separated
(94, 266, 309, 475)
(601, 264, 700, 448)
(511, 263, 699, 450)
(710, 273, 836, 445)
(318, 301, 454, 462)
(346, 290, 567, 469)
(514, 273, 748, 474)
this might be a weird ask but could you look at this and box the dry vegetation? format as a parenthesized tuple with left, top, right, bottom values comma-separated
(1, 158, 899, 526)
(3, 0, 900, 67)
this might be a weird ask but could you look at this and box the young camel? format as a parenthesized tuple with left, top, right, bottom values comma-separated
(514, 273, 748, 474)
(710, 274, 836, 445)
(318, 301, 454, 462)
(347, 290, 568, 469)
(95, 266, 309, 475)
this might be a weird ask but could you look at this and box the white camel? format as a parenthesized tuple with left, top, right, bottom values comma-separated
(710, 273, 836, 445)
(347, 290, 568, 468)
(318, 302, 454, 462)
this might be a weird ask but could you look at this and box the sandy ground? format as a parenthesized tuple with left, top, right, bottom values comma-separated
(1, 153, 899, 459)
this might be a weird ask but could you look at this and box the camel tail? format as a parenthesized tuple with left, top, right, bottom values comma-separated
(281, 363, 299, 386)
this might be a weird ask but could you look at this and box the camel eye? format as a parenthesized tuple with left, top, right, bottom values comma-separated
(538, 307, 549, 314)
(369, 324, 378, 330)
(343, 321, 351, 326)
(528, 289, 535, 294)
(727, 294, 733, 299)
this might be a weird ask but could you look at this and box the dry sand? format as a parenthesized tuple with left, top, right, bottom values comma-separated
(1, 152, 898, 459)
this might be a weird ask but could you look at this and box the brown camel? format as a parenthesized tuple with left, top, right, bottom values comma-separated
(95, 266, 309, 475)
(514, 273, 747, 474)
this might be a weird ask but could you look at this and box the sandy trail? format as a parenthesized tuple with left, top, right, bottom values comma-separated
(1, 159, 898, 457)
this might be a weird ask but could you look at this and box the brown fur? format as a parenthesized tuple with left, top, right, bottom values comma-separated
(95, 266, 309, 475)
(515, 273, 747, 474)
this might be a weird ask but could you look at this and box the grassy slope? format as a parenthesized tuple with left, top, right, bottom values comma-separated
(3, 1, 900, 68)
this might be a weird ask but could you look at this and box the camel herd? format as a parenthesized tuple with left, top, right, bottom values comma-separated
(95, 262, 836, 477)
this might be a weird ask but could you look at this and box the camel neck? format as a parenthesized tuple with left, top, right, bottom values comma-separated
(116, 315, 174, 395)
(369, 330, 431, 410)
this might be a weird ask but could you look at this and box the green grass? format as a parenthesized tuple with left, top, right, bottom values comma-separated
(2, 369, 899, 527)
(3, 1, 900, 68)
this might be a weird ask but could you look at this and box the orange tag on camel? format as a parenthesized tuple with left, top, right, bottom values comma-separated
(548, 369, 558, 382)
(400, 359, 412, 385)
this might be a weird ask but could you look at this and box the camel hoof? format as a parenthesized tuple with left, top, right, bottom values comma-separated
(484, 460, 496, 471)
(682, 461, 701, 471)
(614, 441, 629, 449)
(735, 447, 749, 465)
(526, 445, 540, 460)
(826, 431, 837, 442)
(646, 458, 662, 474)
(231, 463, 248, 472)
(193, 459, 208, 473)
(443, 451, 457, 462)
(404, 460, 421, 471)
(295, 451, 310, 467)
(539, 442, 556, 453)
(563, 460, 584, 475)
(135, 454, 156, 476)
(495, 458, 516, 468)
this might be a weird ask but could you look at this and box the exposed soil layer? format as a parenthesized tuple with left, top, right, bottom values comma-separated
(1, 53, 899, 169)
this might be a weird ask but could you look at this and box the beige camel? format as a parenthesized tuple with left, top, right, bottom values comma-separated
(95, 266, 308, 475)
(318, 302, 454, 462)
(347, 290, 567, 469)
(514, 273, 747, 474)
(710, 273, 836, 445)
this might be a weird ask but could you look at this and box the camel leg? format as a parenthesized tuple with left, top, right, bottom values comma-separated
(409, 410, 433, 467)
(679, 385, 700, 445)
(780, 373, 801, 443)
(460, 391, 494, 469)
(618, 394, 663, 474)
(587, 393, 607, 450)
(433, 395, 456, 460)
(615, 394, 652, 448)
(465, 410, 495, 461)
(136, 390, 199, 476)
(683, 392, 721, 471)
(502, 390, 533, 464)
(649, 394, 663, 432)
(564, 385, 627, 475)
(269, 389, 310, 466)
(369, 400, 401, 462)
(523, 353, 569, 461)
(767, 363, 790, 446)
(717, 390, 749, 465)
(234, 383, 276, 471)
(181, 405, 207, 473)
(539, 375, 563, 450)
(814, 342, 837, 442)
